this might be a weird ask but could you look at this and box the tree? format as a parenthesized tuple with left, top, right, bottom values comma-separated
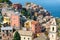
(0, 0, 9, 3)
(21, 8, 30, 18)
(0, 23, 2, 32)
(13, 31, 21, 40)
(33, 16, 37, 21)
(0, 0, 2, 3)
(0, 23, 2, 27)
(0, 0, 12, 5)
(21, 8, 27, 16)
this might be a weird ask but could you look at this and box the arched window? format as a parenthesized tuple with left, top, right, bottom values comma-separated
(52, 35, 54, 39)
(28, 38, 30, 40)
(24, 37, 25, 39)
(52, 27, 54, 31)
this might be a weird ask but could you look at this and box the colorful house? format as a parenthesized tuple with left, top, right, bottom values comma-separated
(10, 13, 20, 29)
(3, 16, 10, 24)
(24, 20, 32, 30)
(37, 13, 43, 23)
(1, 27, 13, 40)
(49, 18, 57, 40)
(13, 30, 33, 40)
(31, 21, 41, 34)
(2, 7, 15, 17)
(24, 20, 41, 34)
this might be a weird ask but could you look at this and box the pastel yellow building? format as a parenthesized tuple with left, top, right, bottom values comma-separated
(3, 16, 10, 24)
(24, 20, 32, 29)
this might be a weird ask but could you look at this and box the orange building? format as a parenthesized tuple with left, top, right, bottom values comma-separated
(31, 21, 41, 38)
(25, 20, 41, 34)
(31, 21, 41, 34)
(10, 14, 20, 29)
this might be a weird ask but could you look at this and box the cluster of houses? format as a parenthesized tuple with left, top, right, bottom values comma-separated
(0, 2, 58, 40)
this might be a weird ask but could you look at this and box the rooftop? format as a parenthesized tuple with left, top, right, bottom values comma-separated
(18, 30, 33, 36)
(1, 27, 13, 30)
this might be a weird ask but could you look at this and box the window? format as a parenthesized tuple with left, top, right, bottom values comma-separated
(28, 38, 30, 40)
(14, 24, 15, 26)
(52, 35, 53, 37)
(24, 37, 25, 39)
(35, 28, 37, 29)
(6, 19, 9, 21)
(2, 30, 4, 32)
(10, 30, 12, 32)
(35, 31, 37, 33)
(0, 37, 2, 39)
(52, 27, 54, 31)
(9, 34, 11, 37)
(13, 18, 16, 20)
(8, 38, 9, 40)
(3, 34, 5, 36)
(26, 22, 29, 25)
(6, 30, 8, 36)
(52, 35, 54, 38)
(0, 28, 1, 32)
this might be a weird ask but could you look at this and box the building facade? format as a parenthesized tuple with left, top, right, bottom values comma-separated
(24, 20, 32, 30)
(1, 27, 13, 40)
(2, 7, 15, 17)
(14, 30, 33, 40)
(10, 13, 20, 29)
(49, 18, 57, 40)
(24, 20, 41, 37)
(37, 13, 43, 24)
(3, 16, 10, 24)
(31, 21, 41, 34)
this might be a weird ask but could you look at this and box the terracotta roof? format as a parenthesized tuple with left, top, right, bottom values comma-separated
(31, 20, 38, 25)
(18, 30, 33, 36)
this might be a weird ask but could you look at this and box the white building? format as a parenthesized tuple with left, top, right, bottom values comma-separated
(14, 30, 33, 40)
(2, 7, 15, 17)
(49, 18, 57, 40)
(1, 27, 13, 40)
(37, 14, 43, 23)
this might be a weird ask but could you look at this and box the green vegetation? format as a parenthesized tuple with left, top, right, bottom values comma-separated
(0, 0, 2, 3)
(0, 0, 12, 5)
(56, 18, 60, 30)
(44, 31, 48, 37)
(0, 23, 2, 32)
(21, 8, 30, 18)
(56, 18, 60, 36)
(56, 18, 60, 25)
(13, 31, 21, 40)
(0, 23, 1, 26)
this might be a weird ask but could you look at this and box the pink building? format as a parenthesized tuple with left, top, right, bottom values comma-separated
(31, 21, 41, 34)
(31, 21, 41, 38)
(10, 14, 20, 29)
(2, 7, 15, 17)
